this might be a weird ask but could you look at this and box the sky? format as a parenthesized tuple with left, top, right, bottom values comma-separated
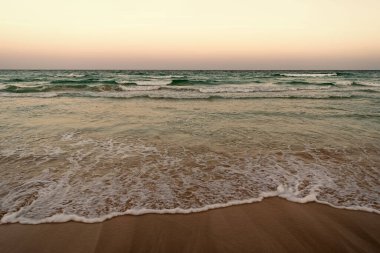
(1, 0, 380, 69)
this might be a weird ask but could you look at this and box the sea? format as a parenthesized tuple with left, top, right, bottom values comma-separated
(0, 70, 379, 224)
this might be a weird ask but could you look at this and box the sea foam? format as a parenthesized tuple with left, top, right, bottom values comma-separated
(1, 133, 379, 224)
(2, 185, 379, 225)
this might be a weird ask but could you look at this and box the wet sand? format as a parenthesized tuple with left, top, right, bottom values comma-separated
(0, 197, 379, 253)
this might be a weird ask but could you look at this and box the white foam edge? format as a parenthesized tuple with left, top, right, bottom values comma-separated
(0, 92, 59, 98)
(1, 186, 379, 225)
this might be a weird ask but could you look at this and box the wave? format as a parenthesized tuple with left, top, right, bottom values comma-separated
(130, 80, 172, 86)
(0, 82, 353, 94)
(3, 85, 47, 93)
(119, 85, 161, 91)
(281, 81, 335, 86)
(278, 73, 337, 77)
(167, 79, 258, 86)
(0, 91, 366, 100)
(168, 79, 216, 86)
(5, 78, 30, 82)
(336, 72, 353, 76)
(50, 79, 101, 84)
(1, 84, 374, 100)
(3, 78, 44, 83)
(357, 89, 380, 93)
(50, 79, 137, 86)
(118, 82, 138, 86)
(1, 84, 124, 93)
(104, 93, 362, 100)
(62, 73, 86, 78)
(1, 81, 378, 101)
(352, 81, 380, 87)
(204, 95, 358, 100)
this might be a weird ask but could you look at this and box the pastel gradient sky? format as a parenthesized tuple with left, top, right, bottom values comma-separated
(1, 0, 380, 69)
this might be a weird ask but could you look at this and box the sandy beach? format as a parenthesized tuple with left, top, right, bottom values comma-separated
(0, 197, 379, 253)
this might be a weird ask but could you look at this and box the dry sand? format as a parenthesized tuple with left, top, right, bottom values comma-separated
(0, 197, 379, 253)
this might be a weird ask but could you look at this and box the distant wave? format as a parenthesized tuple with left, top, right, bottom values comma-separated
(281, 81, 336, 86)
(168, 79, 216, 86)
(0, 83, 330, 94)
(61, 73, 86, 78)
(3, 78, 44, 83)
(278, 73, 337, 77)
(1, 70, 379, 101)
(2, 84, 125, 93)
(50, 78, 104, 84)
(1, 82, 378, 99)
(50, 79, 140, 85)
(352, 81, 380, 87)
(118, 82, 138, 86)
(1, 91, 367, 100)
(3, 85, 47, 93)
(66, 93, 364, 100)
(5, 78, 31, 82)
(336, 72, 356, 77)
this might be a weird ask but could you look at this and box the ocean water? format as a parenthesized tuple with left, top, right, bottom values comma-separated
(0, 70, 379, 224)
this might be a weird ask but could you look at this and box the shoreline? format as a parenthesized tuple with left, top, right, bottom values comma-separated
(1, 197, 379, 253)
(2, 195, 379, 224)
